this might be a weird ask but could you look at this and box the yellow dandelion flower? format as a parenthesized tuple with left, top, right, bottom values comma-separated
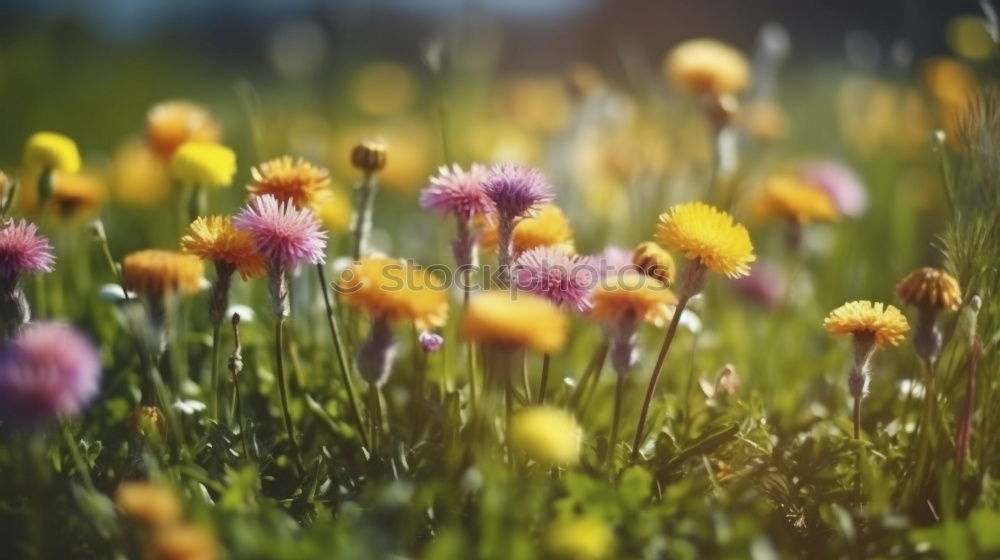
(111, 138, 171, 207)
(480, 203, 574, 254)
(510, 406, 582, 466)
(665, 38, 750, 96)
(337, 256, 449, 330)
(632, 241, 675, 285)
(122, 249, 205, 296)
(545, 517, 615, 560)
(23, 132, 81, 173)
(247, 155, 330, 209)
(313, 188, 352, 232)
(823, 300, 910, 348)
(114, 482, 182, 528)
(589, 272, 677, 327)
(656, 202, 755, 279)
(181, 216, 265, 279)
(146, 100, 221, 159)
(47, 170, 105, 223)
(150, 524, 219, 560)
(751, 175, 839, 224)
(896, 267, 962, 311)
(170, 142, 236, 188)
(461, 291, 568, 354)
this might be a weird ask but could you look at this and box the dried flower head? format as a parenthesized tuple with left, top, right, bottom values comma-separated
(146, 100, 221, 159)
(337, 256, 449, 330)
(656, 202, 755, 278)
(350, 140, 388, 172)
(461, 291, 568, 354)
(170, 142, 236, 188)
(751, 175, 840, 224)
(23, 132, 81, 173)
(420, 163, 493, 220)
(0, 322, 101, 427)
(122, 250, 205, 296)
(481, 203, 574, 254)
(247, 156, 331, 209)
(514, 246, 594, 313)
(824, 300, 910, 348)
(482, 162, 554, 221)
(632, 241, 675, 285)
(0, 219, 55, 285)
(150, 524, 219, 560)
(545, 517, 615, 560)
(48, 171, 105, 223)
(896, 267, 963, 311)
(589, 271, 676, 327)
(665, 38, 750, 96)
(233, 194, 327, 269)
(510, 406, 582, 466)
(182, 216, 265, 279)
(114, 482, 182, 528)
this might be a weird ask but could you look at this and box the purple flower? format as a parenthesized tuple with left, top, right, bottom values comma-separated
(731, 262, 785, 309)
(420, 164, 493, 220)
(234, 194, 327, 270)
(418, 331, 444, 353)
(482, 162, 554, 221)
(0, 219, 55, 285)
(514, 247, 594, 313)
(0, 322, 101, 427)
(800, 160, 867, 217)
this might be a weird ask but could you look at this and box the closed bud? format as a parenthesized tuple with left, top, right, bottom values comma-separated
(129, 405, 167, 446)
(350, 140, 388, 173)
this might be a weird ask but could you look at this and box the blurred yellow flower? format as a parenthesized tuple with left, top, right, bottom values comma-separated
(461, 291, 568, 354)
(314, 188, 352, 232)
(896, 267, 962, 311)
(170, 142, 236, 188)
(247, 155, 330, 209)
(946, 16, 996, 60)
(23, 131, 81, 173)
(751, 175, 839, 224)
(589, 272, 676, 327)
(112, 138, 171, 207)
(738, 100, 789, 142)
(123, 249, 205, 296)
(114, 482, 182, 529)
(823, 300, 910, 348)
(150, 524, 219, 560)
(480, 203, 574, 255)
(338, 256, 449, 330)
(545, 517, 615, 560)
(182, 216, 265, 280)
(495, 75, 570, 134)
(632, 241, 675, 285)
(48, 170, 105, 223)
(510, 406, 582, 466)
(146, 100, 221, 159)
(665, 38, 749, 96)
(351, 61, 417, 116)
(656, 202, 754, 278)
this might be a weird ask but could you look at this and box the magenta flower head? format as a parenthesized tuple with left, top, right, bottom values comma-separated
(482, 162, 554, 221)
(799, 160, 867, 217)
(0, 219, 55, 287)
(0, 322, 101, 428)
(514, 246, 594, 313)
(420, 163, 493, 220)
(234, 194, 327, 270)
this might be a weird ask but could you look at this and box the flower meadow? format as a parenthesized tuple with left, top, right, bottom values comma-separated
(2, 5, 1000, 560)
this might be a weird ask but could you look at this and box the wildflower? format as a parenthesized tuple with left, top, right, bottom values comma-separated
(350, 139, 388, 173)
(170, 142, 236, 189)
(896, 267, 962, 365)
(114, 482, 182, 528)
(47, 170, 105, 223)
(665, 38, 750, 96)
(337, 256, 448, 330)
(420, 163, 492, 269)
(656, 202, 754, 295)
(419, 331, 444, 353)
(0, 219, 55, 338)
(150, 524, 219, 560)
(182, 216, 264, 282)
(514, 246, 593, 313)
(111, 138, 171, 207)
(23, 132, 81, 174)
(247, 156, 330, 209)
(799, 160, 868, 217)
(128, 405, 167, 447)
(739, 100, 789, 142)
(480, 203, 574, 256)
(482, 163, 555, 270)
(146, 100, 221, 159)
(122, 250, 205, 298)
(545, 517, 615, 560)
(0, 322, 101, 427)
(510, 406, 582, 466)
(590, 272, 676, 330)
(731, 262, 785, 309)
(461, 291, 568, 355)
(632, 241, 675, 285)
(752, 175, 840, 225)
(313, 189, 352, 232)
(594, 246, 635, 278)
(350, 140, 388, 259)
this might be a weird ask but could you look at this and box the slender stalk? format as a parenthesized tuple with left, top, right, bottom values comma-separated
(853, 395, 862, 440)
(505, 369, 514, 467)
(521, 352, 531, 402)
(274, 317, 304, 475)
(631, 296, 690, 461)
(352, 172, 377, 260)
(571, 342, 608, 411)
(608, 373, 626, 475)
(368, 384, 384, 455)
(537, 354, 551, 404)
(59, 421, 96, 493)
(209, 322, 222, 420)
(229, 314, 251, 460)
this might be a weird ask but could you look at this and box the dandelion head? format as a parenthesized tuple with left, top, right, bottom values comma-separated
(23, 132, 81, 173)
(0, 219, 55, 285)
(665, 38, 750, 96)
(461, 291, 568, 354)
(824, 300, 910, 348)
(751, 175, 840, 224)
(114, 482, 183, 528)
(514, 246, 594, 313)
(146, 100, 221, 159)
(656, 202, 755, 279)
(482, 162, 554, 220)
(169, 142, 236, 189)
(337, 256, 449, 330)
(233, 194, 327, 269)
(48, 171, 105, 223)
(247, 156, 330, 209)
(420, 163, 493, 219)
(896, 267, 962, 311)
(111, 139, 171, 207)
(632, 241, 675, 285)
(481, 203, 573, 255)
(510, 406, 582, 466)
(545, 517, 615, 560)
(0, 322, 101, 427)
(122, 250, 205, 296)
(589, 271, 676, 327)
(182, 216, 265, 280)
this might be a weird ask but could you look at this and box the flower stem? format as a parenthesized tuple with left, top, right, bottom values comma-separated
(608, 373, 626, 475)
(209, 321, 222, 421)
(352, 171, 377, 260)
(368, 383, 384, 455)
(59, 421, 96, 493)
(571, 342, 608, 411)
(537, 354, 551, 404)
(274, 317, 304, 475)
(853, 394, 862, 440)
(631, 296, 689, 461)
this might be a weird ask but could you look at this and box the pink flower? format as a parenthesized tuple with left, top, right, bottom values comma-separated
(234, 194, 327, 269)
(418, 331, 444, 353)
(482, 162, 554, 221)
(800, 160, 867, 217)
(420, 164, 493, 220)
(0, 219, 55, 285)
(593, 246, 635, 279)
(514, 246, 594, 313)
(0, 322, 101, 427)
(731, 262, 785, 309)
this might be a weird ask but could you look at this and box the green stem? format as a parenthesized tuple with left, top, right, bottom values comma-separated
(571, 342, 608, 411)
(537, 354, 551, 404)
(274, 317, 304, 475)
(608, 373, 626, 475)
(59, 421, 96, 493)
(352, 171, 377, 260)
(209, 321, 222, 421)
(368, 384, 384, 455)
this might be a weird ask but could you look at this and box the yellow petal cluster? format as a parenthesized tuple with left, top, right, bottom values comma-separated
(461, 291, 568, 354)
(665, 38, 750, 96)
(314, 188, 352, 232)
(632, 241, 675, 285)
(751, 175, 839, 224)
(589, 272, 676, 327)
(823, 300, 911, 348)
(122, 249, 205, 296)
(656, 202, 755, 278)
(23, 131, 81, 173)
(146, 100, 221, 159)
(48, 171, 105, 223)
(247, 156, 331, 209)
(895, 267, 962, 311)
(480, 203, 574, 254)
(511, 406, 582, 466)
(182, 216, 265, 279)
(170, 142, 236, 188)
(114, 482, 183, 529)
(338, 256, 449, 330)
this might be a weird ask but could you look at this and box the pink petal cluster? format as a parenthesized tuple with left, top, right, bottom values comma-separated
(482, 162, 554, 220)
(419, 164, 493, 220)
(234, 194, 327, 269)
(514, 246, 594, 313)
(0, 322, 101, 427)
(593, 246, 635, 278)
(799, 160, 867, 217)
(0, 219, 55, 284)
(731, 262, 785, 309)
